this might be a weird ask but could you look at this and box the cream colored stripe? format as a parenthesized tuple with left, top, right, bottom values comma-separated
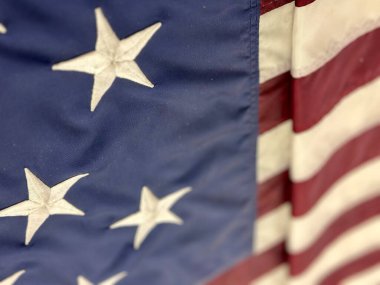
(251, 265, 289, 285)
(257, 120, 292, 183)
(259, 0, 380, 82)
(289, 217, 380, 285)
(0, 23, 6, 34)
(289, 157, 380, 253)
(291, 77, 380, 182)
(255, 203, 290, 254)
(292, 0, 380, 78)
(259, 2, 294, 83)
(342, 263, 380, 285)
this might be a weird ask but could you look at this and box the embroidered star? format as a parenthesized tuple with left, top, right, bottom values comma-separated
(0, 23, 6, 34)
(0, 270, 25, 285)
(110, 186, 191, 249)
(52, 8, 161, 111)
(0, 168, 88, 245)
(77, 272, 127, 285)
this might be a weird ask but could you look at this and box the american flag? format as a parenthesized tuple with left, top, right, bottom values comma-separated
(209, 0, 380, 284)
(0, 0, 380, 284)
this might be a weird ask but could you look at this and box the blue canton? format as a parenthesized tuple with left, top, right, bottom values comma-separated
(0, 0, 259, 284)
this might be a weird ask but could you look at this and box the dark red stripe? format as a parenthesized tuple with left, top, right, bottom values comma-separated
(258, 171, 290, 217)
(260, 0, 294, 15)
(259, 72, 292, 134)
(292, 28, 380, 132)
(289, 196, 380, 275)
(295, 0, 316, 7)
(320, 249, 380, 285)
(293, 125, 380, 216)
(206, 243, 287, 285)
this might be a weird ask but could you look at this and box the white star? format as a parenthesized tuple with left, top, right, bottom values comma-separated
(77, 272, 127, 285)
(0, 23, 6, 34)
(110, 186, 191, 250)
(52, 8, 161, 111)
(0, 168, 88, 245)
(0, 270, 25, 285)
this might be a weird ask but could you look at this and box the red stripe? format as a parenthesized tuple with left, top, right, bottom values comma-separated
(260, 0, 294, 15)
(259, 72, 292, 134)
(292, 28, 380, 132)
(206, 243, 287, 285)
(289, 196, 380, 275)
(258, 171, 290, 217)
(320, 249, 380, 285)
(295, 0, 315, 7)
(292, 125, 380, 216)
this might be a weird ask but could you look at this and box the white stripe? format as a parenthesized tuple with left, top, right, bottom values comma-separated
(342, 263, 380, 285)
(290, 216, 380, 285)
(291, 77, 380, 182)
(289, 157, 380, 253)
(259, 2, 294, 83)
(251, 265, 289, 285)
(255, 203, 290, 254)
(259, 0, 380, 83)
(257, 120, 292, 183)
(0, 23, 6, 34)
(292, 0, 380, 77)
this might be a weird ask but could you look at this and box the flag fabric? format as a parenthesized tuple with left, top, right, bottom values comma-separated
(1, 0, 380, 285)
(208, 0, 380, 284)
(0, 1, 259, 284)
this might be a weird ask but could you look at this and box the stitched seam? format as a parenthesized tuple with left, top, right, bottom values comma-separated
(200, 3, 260, 283)
(248, 0, 260, 253)
(248, 0, 260, 125)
